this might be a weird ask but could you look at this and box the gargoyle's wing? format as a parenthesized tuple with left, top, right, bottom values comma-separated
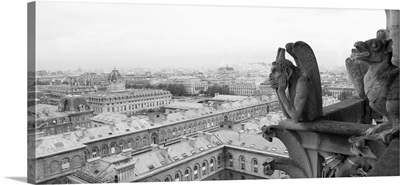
(386, 69, 399, 101)
(345, 58, 368, 99)
(287, 41, 323, 117)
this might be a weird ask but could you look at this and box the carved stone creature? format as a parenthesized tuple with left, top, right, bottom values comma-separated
(347, 36, 399, 143)
(269, 41, 323, 122)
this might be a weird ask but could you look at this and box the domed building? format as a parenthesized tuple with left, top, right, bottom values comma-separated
(107, 67, 126, 92)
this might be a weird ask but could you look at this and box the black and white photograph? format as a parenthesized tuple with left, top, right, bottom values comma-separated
(1, 0, 399, 185)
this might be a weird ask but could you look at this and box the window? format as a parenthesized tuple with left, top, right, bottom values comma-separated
(202, 162, 207, 176)
(217, 155, 221, 168)
(184, 169, 189, 181)
(135, 138, 140, 148)
(111, 144, 116, 154)
(253, 159, 258, 173)
(164, 177, 170, 182)
(194, 166, 198, 179)
(210, 159, 214, 172)
(240, 156, 245, 170)
(102, 146, 108, 157)
(61, 158, 70, 170)
(228, 154, 233, 167)
(175, 173, 180, 181)
(143, 136, 148, 146)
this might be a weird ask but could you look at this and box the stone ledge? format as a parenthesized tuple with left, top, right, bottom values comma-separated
(323, 98, 367, 123)
(277, 119, 373, 136)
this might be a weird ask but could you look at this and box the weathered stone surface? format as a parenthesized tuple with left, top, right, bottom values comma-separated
(348, 35, 399, 143)
(386, 10, 399, 67)
(269, 41, 322, 123)
(368, 137, 399, 176)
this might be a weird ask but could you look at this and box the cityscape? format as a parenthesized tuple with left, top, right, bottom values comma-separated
(28, 61, 359, 184)
(27, 1, 398, 185)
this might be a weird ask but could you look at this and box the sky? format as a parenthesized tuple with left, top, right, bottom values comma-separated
(36, 1, 386, 70)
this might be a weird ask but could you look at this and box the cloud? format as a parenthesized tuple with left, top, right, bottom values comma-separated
(36, 2, 385, 70)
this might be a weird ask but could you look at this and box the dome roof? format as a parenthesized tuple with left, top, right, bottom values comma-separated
(108, 67, 125, 82)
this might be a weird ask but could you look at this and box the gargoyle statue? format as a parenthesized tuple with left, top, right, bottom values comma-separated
(269, 41, 323, 122)
(346, 35, 399, 143)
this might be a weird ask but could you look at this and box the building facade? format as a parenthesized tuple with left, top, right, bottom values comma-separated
(28, 95, 94, 136)
(323, 85, 356, 99)
(165, 76, 208, 95)
(38, 85, 97, 105)
(28, 96, 278, 184)
(229, 83, 258, 96)
(228, 76, 266, 96)
(259, 81, 275, 96)
(85, 89, 172, 116)
(85, 68, 173, 116)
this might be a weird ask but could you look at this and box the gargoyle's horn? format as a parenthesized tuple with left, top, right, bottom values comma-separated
(276, 48, 286, 60)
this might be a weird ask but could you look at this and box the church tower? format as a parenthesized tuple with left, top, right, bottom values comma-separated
(106, 67, 126, 92)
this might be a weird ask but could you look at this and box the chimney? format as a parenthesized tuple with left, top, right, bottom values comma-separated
(86, 157, 101, 168)
(238, 130, 245, 141)
(126, 118, 132, 126)
(204, 132, 213, 142)
(158, 146, 170, 159)
(196, 131, 204, 138)
(179, 136, 187, 142)
(150, 144, 158, 152)
(188, 138, 197, 148)
(121, 148, 133, 158)
(148, 113, 163, 124)
(62, 132, 72, 140)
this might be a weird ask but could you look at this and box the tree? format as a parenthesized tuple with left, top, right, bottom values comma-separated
(205, 84, 231, 97)
(338, 91, 353, 101)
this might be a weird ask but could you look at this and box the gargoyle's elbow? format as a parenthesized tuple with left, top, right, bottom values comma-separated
(292, 113, 301, 123)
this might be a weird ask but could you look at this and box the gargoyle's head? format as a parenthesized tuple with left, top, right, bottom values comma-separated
(350, 38, 392, 64)
(262, 158, 275, 176)
(270, 48, 296, 89)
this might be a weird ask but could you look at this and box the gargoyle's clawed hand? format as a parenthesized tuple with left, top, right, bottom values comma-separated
(365, 126, 379, 136)
(379, 125, 399, 143)
(278, 75, 287, 92)
(364, 121, 392, 136)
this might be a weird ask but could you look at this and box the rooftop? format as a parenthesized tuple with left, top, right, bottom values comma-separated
(31, 97, 269, 157)
(212, 94, 254, 102)
(72, 130, 286, 183)
(85, 89, 170, 98)
(164, 101, 204, 110)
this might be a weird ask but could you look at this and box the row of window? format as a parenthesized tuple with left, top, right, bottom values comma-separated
(163, 154, 223, 182)
(104, 101, 167, 113)
(88, 93, 171, 102)
(227, 153, 273, 176)
(85, 121, 221, 160)
(153, 153, 276, 182)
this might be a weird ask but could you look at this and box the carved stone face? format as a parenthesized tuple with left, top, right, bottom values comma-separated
(269, 62, 284, 90)
(351, 38, 392, 64)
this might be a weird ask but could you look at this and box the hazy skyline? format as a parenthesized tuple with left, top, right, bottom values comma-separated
(36, 2, 386, 70)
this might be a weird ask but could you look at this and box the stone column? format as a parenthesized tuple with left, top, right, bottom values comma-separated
(386, 10, 400, 66)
